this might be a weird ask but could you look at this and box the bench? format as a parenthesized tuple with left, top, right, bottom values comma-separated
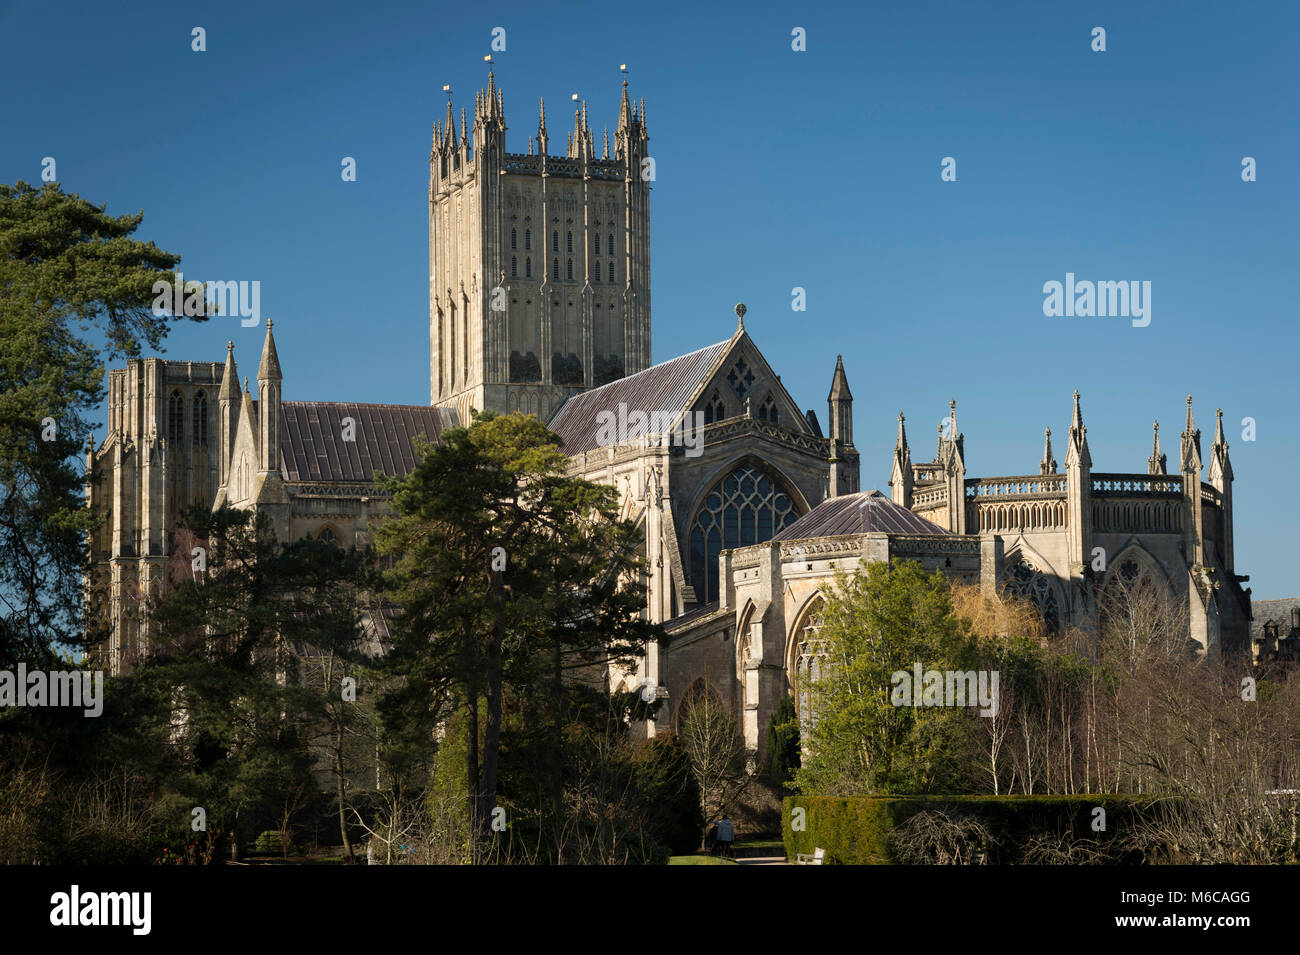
(795, 847, 825, 865)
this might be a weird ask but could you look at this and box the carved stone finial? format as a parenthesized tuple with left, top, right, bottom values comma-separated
(734, 302, 746, 330)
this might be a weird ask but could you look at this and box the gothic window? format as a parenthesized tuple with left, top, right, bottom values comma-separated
(552, 231, 559, 253)
(526, 257, 532, 278)
(703, 389, 726, 425)
(593, 234, 600, 255)
(552, 258, 559, 281)
(525, 229, 532, 250)
(511, 228, 517, 250)
(688, 464, 799, 603)
(192, 391, 208, 447)
(592, 260, 599, 283)
(789, 597, 827, 736)
(567, 259, 573, 281)
(511, 256, 517, 278)
(167, 390, 184, 444)
(726, 358, 756, 401)
(758, 393, 778, 425)
(316, 525, 339, 546)
(608, 261, 614, 283)
(1001, 558, 1061, 636)
(566, 231, 573, 253)
(608, 233, 614, 255)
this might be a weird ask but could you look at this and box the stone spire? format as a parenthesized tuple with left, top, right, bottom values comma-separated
(827, 355, 853, 444)
(1040, 427, 1057, 475)
(1148, 421, 1167, 475)
(460, 107, 468, 148)
(257, 319, 282, 474)
(537, 97, 548, 154)
(617, 79, 632, 133)
(1064, 389, 1093, 578)
(889, 412, 914, 509)
(1066, 389, 1091, 469)
(217, 339, 240, 490)
(444, 97, 456, 148)
(1210, 408, 1232, 483)
(829, 355, 853, 402)
(257, 318, 282, 381)
(219, 339, 240, 401)
(1180, 395, 1202, 473)
(827, 355, 855, 498)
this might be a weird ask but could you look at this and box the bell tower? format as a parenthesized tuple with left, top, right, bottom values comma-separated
(429, 73, 652, 423)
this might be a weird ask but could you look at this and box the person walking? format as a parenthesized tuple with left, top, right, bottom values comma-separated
(714, 814, 735, 858)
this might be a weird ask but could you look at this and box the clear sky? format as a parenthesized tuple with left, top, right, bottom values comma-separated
(2, 0, 1296, 597)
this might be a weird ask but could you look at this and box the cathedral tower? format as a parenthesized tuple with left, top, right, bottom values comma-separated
(429, 73, 652, 423)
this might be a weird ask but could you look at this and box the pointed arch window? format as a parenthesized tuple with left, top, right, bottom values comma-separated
(552, 258, 559, 281)
(566, 231, 573, 254)
(592, 260, 600, 283)
(593, 234, 600, 255)
(167, 390, 184, 444)
(552, 231, 559, 253)
(758, 393, 778, 425)
(1001, 557, 1061, 636)
(511, 256, 517, 278)
(526, 257, 532, 278)
(192, 391, 208, 447)
(511, 228, 517, 250)
(608, 233, 614, 256)
(525, 229, 532, 251)
(316, 525, 339, 546)
(703, 389, 726, 425)
(688, 464, 799, 602)
(608, 261, 615, 283)
(789, 597, 828, 735)
(567, 259, 573, 281)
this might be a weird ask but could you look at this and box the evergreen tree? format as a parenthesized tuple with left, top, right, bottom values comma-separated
(0, 181, 185, 667)
(375, 411, 659, 861)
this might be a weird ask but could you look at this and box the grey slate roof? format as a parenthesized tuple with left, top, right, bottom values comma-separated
(771, 490, 950, 541)
(280, 402, 451, 482)
(1250, 598, 1300, 641)
(547, 339, 732, 454)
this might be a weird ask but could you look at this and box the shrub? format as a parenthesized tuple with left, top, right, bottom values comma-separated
(783, 794, 1158, 864)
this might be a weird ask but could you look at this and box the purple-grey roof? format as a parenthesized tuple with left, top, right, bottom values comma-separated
(547, 339, 732, 454)
(771, 490, 950, 541)
(280, 402, 450, 483)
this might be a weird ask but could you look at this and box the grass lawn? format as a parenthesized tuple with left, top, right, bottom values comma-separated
(668, 854, 740, 865)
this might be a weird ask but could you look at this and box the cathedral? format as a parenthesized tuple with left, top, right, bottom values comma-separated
(86, 74, 1252, 760)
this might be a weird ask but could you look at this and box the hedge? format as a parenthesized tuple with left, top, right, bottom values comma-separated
(783, 794, 1164, 864)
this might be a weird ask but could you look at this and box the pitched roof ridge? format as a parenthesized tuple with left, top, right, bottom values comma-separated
(568, 339, 730, 398)
(283, 400, 443, 410)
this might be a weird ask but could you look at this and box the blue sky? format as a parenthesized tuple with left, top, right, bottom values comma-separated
(2, 0, 1296, 597)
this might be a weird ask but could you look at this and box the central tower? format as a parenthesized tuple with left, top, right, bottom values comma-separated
(429, 73, 651, 423)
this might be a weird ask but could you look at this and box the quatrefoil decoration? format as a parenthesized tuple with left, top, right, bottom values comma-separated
(726, 358, 755, 400)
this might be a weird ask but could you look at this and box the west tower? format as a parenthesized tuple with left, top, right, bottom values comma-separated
(429, 73, 652, 423)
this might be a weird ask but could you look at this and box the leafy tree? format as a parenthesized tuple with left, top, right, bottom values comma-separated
(764, 694, 801, 786)
(795, 560, 979, 796)
(0, 181, 186, 667)
(375, 411, 659, 861)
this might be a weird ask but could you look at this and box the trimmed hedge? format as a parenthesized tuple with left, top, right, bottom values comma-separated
(783, 794, 1161, 864)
